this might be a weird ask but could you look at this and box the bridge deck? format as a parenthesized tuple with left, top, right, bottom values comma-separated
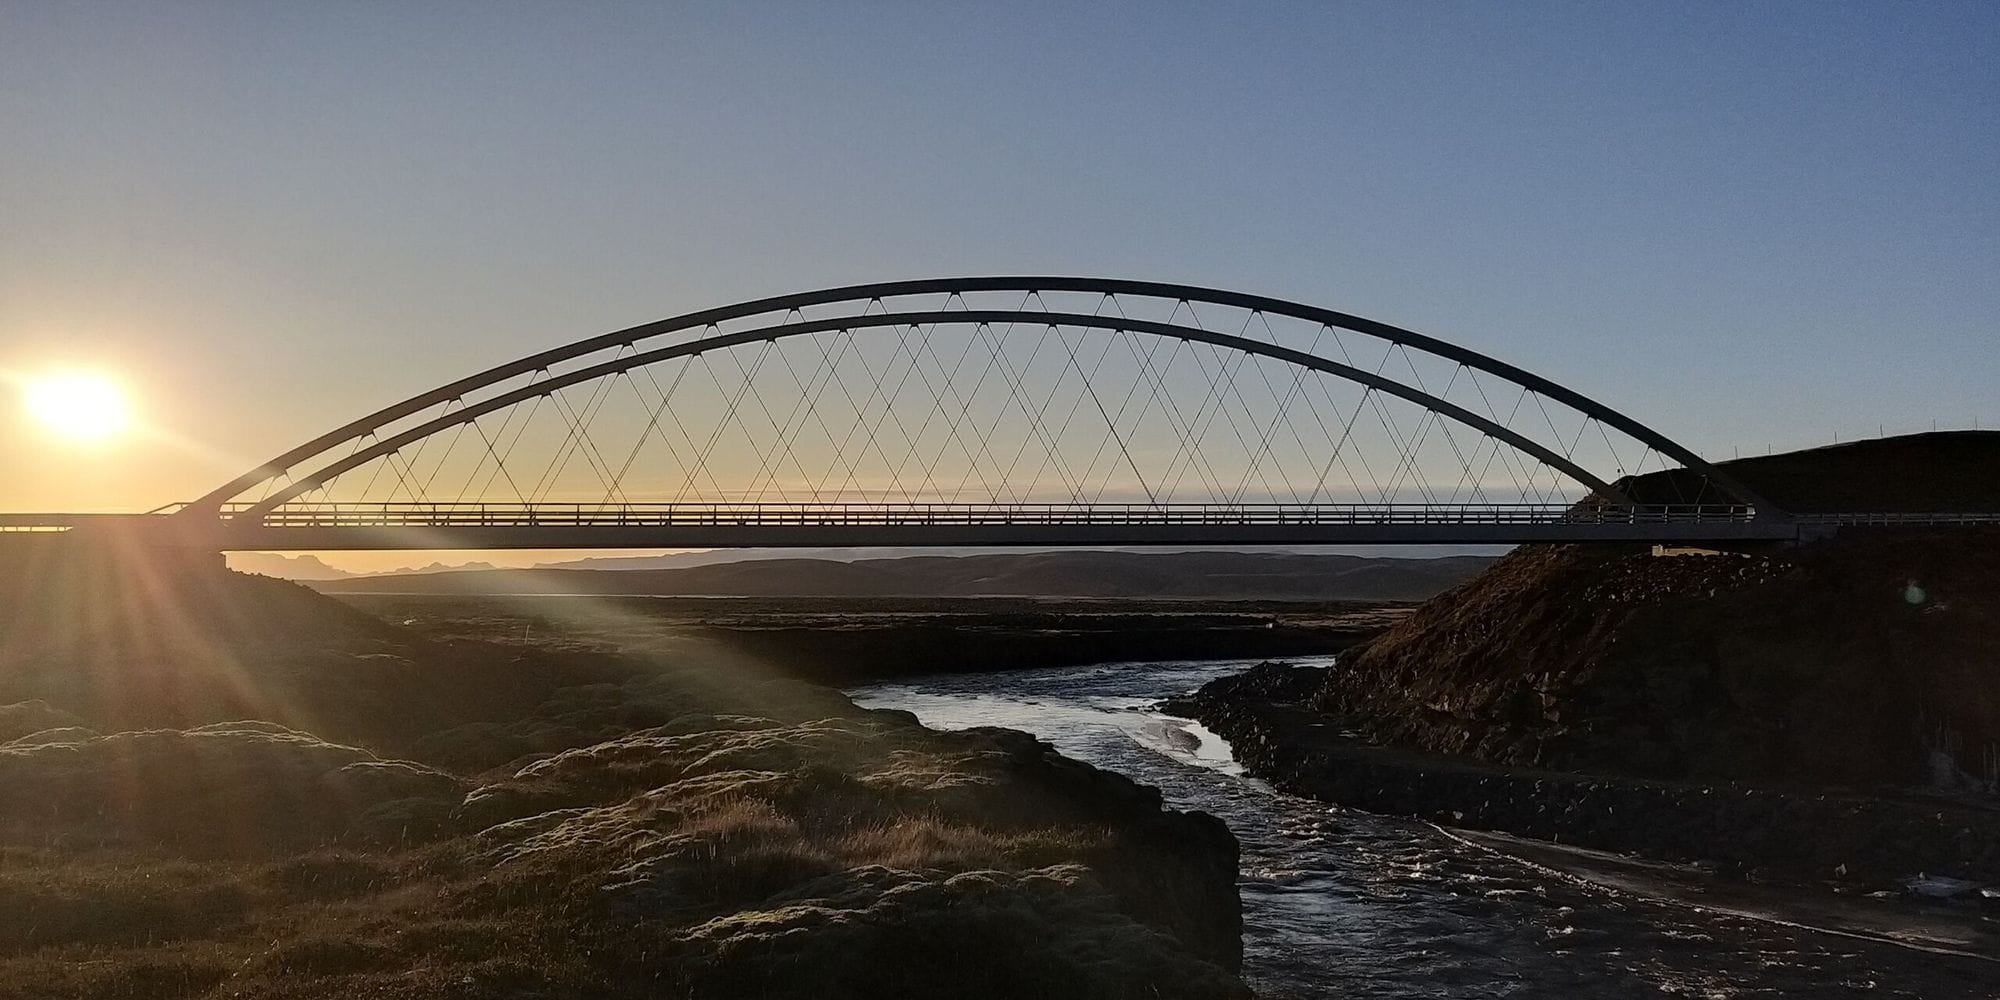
(0, 502, 1785, 549)
(8, 504, 1991, 550)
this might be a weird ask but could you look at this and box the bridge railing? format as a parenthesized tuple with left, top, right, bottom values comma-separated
(212, 501, 1759, 529)
(1790, 512, 2000, 526)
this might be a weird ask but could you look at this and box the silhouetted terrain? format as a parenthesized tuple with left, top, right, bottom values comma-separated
(311, 550, 1494, 600)
(1626, 430, 2000, 512)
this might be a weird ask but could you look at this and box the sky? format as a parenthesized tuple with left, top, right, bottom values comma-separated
(3, 2, 1996, 567)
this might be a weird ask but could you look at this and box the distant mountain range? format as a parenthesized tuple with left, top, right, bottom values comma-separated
(225, 553, 504, 580)
(307, 550, 1496, 601)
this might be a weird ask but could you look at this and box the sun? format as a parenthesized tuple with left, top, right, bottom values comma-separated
(22, 371, 132, 443)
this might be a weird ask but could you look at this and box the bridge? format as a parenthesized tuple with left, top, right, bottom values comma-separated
(14, 277, 1985, 551)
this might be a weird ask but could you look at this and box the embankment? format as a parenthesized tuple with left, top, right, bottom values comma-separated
(1171, 664, 2000, 885)
(1173, 433, 2000, 884)
(1313, 528, 2000, 788)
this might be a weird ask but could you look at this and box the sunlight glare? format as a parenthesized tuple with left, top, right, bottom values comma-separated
(22, 371, 132, 443)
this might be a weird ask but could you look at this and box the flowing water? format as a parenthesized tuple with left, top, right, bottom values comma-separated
(851, 657, 2000, 999)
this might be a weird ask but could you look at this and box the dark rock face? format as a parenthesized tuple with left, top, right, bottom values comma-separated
(1312, 529, 2000, 788)
(1175, 690, 2000, 885)
(1166, 661, 1329, 710)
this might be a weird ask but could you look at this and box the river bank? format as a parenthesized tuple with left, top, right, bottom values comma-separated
(1168, 663, 2000, 890)
(1166, 437, 2000, 902)
(858, 656, 2000, 998)
(0, 549, 1250, 998)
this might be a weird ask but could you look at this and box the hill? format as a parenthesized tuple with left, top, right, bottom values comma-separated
(310, 550, 1494, 600)
(1285, 431, 2000, 788)
(1169, 432, 2000, 888)
(1621, 430, 2000, 512)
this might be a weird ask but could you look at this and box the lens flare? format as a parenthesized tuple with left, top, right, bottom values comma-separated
(22, 371, 131, 443)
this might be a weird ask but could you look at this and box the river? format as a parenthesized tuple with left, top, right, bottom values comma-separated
(851, 656, 1999, 999)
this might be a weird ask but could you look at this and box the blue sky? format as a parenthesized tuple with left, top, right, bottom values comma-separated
(3, 1, 1996, 518)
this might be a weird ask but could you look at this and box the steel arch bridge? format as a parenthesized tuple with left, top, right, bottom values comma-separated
(164, 277, 1796, 550)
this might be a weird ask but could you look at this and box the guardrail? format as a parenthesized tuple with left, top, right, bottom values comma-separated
(208, 501, 1760, 529)
(1791, 512, 2000, 526)
(8, 505, 1995, 537)
(0, 513, 139, 532)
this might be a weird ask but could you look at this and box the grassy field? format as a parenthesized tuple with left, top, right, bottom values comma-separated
(0, 553, 1250, 999)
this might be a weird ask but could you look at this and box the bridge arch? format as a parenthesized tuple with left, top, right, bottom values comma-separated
(193, 278, 1776, 521)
